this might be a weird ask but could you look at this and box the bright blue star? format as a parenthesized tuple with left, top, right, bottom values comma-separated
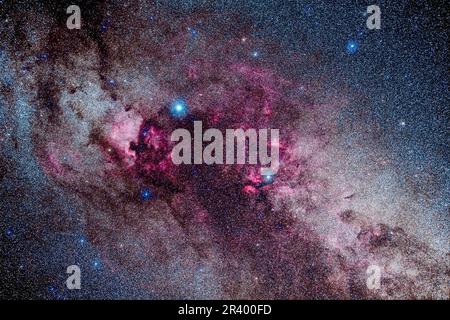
(251, 51, 260, 58)
(79, 236, 86, 245)
(188, 27, 199, 38)
(140, 188, 153, 201)
(5, 227, 14, 238)
(262, 173, 275, 185)
(93, 259, 102, 269)
(170, 99, 189, 119)
(346, 40, 359, 54)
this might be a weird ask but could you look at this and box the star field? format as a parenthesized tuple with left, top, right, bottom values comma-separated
(0, 0, 448, 299)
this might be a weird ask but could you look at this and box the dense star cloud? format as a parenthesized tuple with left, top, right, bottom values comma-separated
(0, 1, 448, 299)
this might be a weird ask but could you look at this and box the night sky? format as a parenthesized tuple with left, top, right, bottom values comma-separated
(0, 0, 448, 299)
